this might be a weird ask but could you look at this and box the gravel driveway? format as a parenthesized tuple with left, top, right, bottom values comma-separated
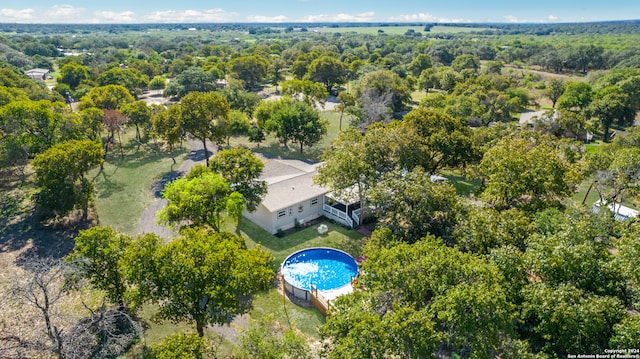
(137, 138, 215, 239)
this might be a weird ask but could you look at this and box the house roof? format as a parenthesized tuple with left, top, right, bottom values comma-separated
(262, 170, 327, 212)
(258, 157, 328, 212)
(25, 68, 50, 75)
(592, 200, 639, 221)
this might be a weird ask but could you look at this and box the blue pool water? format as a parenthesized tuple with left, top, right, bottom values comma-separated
(281, 248, 359, 291)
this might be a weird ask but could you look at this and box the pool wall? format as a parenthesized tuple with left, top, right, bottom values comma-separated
(280, 247, 358, 302)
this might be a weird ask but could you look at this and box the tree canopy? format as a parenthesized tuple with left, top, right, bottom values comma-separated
(209, 148, 267, 213)
(32, 139, 103, 219)
(158, 168, 242, 232)
(130, 229, 274, 336)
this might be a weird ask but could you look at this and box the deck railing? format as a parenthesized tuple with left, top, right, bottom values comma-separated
(351, 208, 361, 226)
(323, 204, 354, 228)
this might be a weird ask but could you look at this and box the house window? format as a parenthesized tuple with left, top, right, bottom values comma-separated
(311, 197, 319, 206)
(277, 209, 286, 218)
(288, 207, 293, 216)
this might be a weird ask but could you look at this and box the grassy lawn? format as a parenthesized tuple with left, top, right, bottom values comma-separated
(136, 304, 239, 358)
(440, 169, 483, 197)
(249, 287, 326, 338)
(229, 110, 349, 163)
(572, 178, 600, 207)
(89, 131, 188, 235)
(585, 141, 602, 154)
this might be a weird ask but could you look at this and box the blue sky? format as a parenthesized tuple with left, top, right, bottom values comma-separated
(1, 1, 638, 24)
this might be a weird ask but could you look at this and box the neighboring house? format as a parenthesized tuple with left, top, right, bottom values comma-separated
(518, 109, 560, 127)
(519, 109, 593, 142)
(592, 200, 639, 221)
(25, 68, 50, 81)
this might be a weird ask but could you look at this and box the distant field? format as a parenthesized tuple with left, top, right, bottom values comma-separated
(312, 25, 490, 35)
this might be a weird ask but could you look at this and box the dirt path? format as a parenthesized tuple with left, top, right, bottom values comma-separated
(137, 138, 216, 239)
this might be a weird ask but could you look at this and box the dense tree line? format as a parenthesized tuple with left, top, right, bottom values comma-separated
(1, 20, 640, 358)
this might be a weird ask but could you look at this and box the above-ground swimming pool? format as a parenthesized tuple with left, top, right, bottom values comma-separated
(281, 247, 359, 302)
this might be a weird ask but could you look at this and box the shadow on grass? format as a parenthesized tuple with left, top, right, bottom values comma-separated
(92, 169, 126, 199)
(1, 209, 92, 265)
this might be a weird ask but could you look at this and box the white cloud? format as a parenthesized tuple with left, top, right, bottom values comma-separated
(298, 11, 375, 22)
(47, 5, 85, 19)
(144, 8, 233, 23)
(389, 13, 438, 22)
(388, 13, 469, 23)
(247, 15, 288, 22)
(0, 8, 36, 22)
(503, 15, 520, 23)
(547, 15, 559, 21)
(93, 10, 137, 23)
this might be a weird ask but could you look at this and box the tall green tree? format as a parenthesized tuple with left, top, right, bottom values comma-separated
(220, 79, 262, 116)
(264, 99, 328, 153)
(544, 78, 565, 108)
(32, 139, 103, 219)
(322, 235, 515, 358)
(353, 69, 411, 113)
(408, 53, 433, 77)
(158, 169, 241, 232)
(163, 66, 216, 99)
(134, 229, 274, 336)
(522, 283, 625, 357)
(179, 91, 230, 166)
(96, 67, 148, 97)
(57, 62, 90, 90)
(588, 86, 636, 142)
(67, 226, 132, 309)
(121, 100, 151, 141)
(307, 56, 347, 93)
(401, 107, 476, 174)
(146, 332, 214, 359)
(240, 315, 312, 359)
(556, 81, 592, 113)
(451, 54, 481, 72)
(229, 55, 269, 89)
(368, 168, 461, 243)
(281, 79, 329, 107)
(209, 148, 267, 213)
(478, 134, 582, 211)
(0, 99, 68, 157)
(79, 84, 134, 110)
(152, 104, 184, 163)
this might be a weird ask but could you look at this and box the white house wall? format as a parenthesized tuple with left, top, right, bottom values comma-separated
(243, 205, 275, 234)
(245, 195, 325, 235)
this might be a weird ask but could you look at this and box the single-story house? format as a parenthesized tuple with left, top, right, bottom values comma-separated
(518, 110, 558, 127)
(243, 158, 361, 234)
(244, 159, 327, 235)
(25, 68, 50, 81)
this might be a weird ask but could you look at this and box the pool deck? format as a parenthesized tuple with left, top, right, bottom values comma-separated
(320, 283, 354, 302)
